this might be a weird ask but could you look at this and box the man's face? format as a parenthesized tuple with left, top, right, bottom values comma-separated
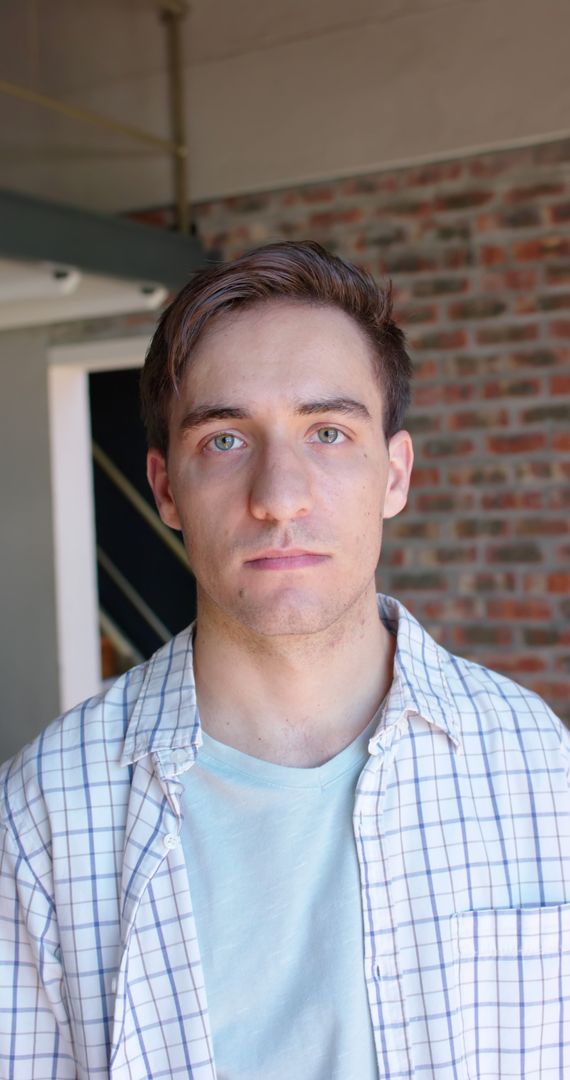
(147, 301, 413, 637)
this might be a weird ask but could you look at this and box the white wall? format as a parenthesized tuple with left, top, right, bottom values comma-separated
(0, 328, 60, 762)
(1, 0, 570, 211)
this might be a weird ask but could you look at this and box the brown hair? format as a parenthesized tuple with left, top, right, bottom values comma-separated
(140, 240, 413, 454)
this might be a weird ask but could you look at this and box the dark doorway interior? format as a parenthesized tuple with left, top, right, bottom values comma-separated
(89, 368, 196, 671)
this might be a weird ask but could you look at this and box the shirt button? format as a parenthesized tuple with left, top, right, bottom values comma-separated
(163, 832, 179, 850)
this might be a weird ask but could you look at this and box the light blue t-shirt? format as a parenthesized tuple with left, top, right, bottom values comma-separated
(180, 710, 382, 1080)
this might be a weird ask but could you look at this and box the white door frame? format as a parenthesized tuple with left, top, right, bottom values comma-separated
(47, 337, 148, 712)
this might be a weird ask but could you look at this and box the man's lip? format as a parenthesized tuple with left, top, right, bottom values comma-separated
(245, 548, 324, 562)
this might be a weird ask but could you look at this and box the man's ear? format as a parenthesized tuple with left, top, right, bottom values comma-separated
(382, 430, 414, 520)
(146, 449, 182, 531)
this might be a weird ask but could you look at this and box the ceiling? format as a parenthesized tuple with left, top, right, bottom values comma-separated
(1, 0, 568, 214)
(1, 0, 460, 94)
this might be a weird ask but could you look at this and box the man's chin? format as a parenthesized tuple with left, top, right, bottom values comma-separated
(228, 590, 341, 639)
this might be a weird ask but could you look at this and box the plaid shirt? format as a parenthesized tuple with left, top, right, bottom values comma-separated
(1, 594, 569, 1079)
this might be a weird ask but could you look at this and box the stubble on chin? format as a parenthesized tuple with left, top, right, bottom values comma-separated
(196, 573, 376, 657)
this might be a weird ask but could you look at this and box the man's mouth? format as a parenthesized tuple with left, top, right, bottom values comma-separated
(244, 548, 329, 571)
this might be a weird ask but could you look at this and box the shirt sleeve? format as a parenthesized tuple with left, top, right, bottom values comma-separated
(0, 821, 76, 1079)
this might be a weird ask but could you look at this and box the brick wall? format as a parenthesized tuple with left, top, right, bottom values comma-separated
(136, 139, 570, 721)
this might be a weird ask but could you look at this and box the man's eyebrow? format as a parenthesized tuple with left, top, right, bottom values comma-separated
(179, 397, 373, 431)
(296, 397, 372, 422)
(179, 405, 250, 431)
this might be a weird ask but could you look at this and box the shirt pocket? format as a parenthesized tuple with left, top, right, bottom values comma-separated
(451, 903, 570, 1079)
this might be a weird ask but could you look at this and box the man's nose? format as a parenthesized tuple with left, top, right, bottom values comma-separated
(248, 442, 313, 523)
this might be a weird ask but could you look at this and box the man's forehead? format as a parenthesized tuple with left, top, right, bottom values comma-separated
(180, 299, 380, 396)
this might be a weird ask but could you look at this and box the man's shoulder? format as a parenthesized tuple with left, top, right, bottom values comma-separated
(384, 593, 568, 757)
(0, 660, 148, 833)
(442, 643, 569, 756)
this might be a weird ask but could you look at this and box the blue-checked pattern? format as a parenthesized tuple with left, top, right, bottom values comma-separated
(0, 594, 569, 1078)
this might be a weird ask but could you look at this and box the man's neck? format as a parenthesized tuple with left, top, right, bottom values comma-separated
(192, 589, 396, 767)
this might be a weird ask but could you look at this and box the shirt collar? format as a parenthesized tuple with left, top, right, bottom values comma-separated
(372, 594, 461, 754)
(120, 592, 461, 771)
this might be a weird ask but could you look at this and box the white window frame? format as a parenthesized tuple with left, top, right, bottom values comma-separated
(47, 338, 147, 712)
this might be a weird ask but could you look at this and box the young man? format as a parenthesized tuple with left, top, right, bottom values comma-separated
(0, 241, 568, 1079)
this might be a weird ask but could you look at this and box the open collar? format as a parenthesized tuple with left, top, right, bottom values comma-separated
(120, 593, 462, 771)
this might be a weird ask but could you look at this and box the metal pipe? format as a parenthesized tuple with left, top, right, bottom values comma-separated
(0, 79, 179, 154)
(161, 4, 190, 233)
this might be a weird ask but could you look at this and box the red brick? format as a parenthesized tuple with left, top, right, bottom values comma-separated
(506, 183, 564, 203)
(415, 492, 475, 513)
(410, 466, 441, 487)
(523, 572, 570, 593)
(300, 185, 335, 204)
(487, 542, 542, 564)
(523, 627, 570, 646)
(406, 414, 442, 435)
(510, 348, 567, 369)
(448, 297, 506, 320)
(486, 598, 553, 620)
(477, 207, 541, 231)
(386, 198, 433, 217)
(406, 162, 464, 186)
(418, 222, 470, 244)
(381, 251, 438, 274)
(514, 236, 570, 260)
(456, 518, 508, 538)
(521, 403, 570, 424)
(477, 323, 538, 346)
(459, 571, 516, 592)
(396, 303, 437, 326)
(514, 518, 569, 536)
(481, 491, 543, 511)
(388, 519, 440, 539)
(537, 293, 570, 312)
(527, 681, 570, 700)
(340, 175, 398, 197)
(414, 385, 475, 406)
(448, 463, 509, 485)
(356, 225, 407, 249)
(410, 329, 467, 351)
(422, 437, 475, 458)
(443, 248, 474, 269)
(436, 190, 492, 211)
(487, 432, 546, 454)
(481, 268, 539, 291)
(553, 433, 570, 452)
(469, 154, 521, 179)
(546, 263, 570, 285)
(483, 377, 541, 398)
(390, 572, 447, 591)
(449, 408, 509, 430)
(551, 374, 570, 394)
(413, 276, 468, 298)
(454, 625, 513, 647)
(414, 359, 439, 380)
(486, 654, 547, 674)
(515, 460, 562, 482)
(309, 208, 363, 227)
(548, 202, 570, 224)
(422, 597, 484, 620)
(479, 244, 508, 266)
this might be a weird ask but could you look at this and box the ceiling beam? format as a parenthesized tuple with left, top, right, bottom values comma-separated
(0, 189, 213, 289)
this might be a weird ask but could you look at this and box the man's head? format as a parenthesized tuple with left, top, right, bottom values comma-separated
(143, 241, 414, 638)
(141, 241, 412, 458)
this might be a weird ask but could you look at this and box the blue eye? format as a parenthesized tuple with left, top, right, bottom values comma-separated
(210, 433, 243, 452)
(316, 427, 343, 444)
